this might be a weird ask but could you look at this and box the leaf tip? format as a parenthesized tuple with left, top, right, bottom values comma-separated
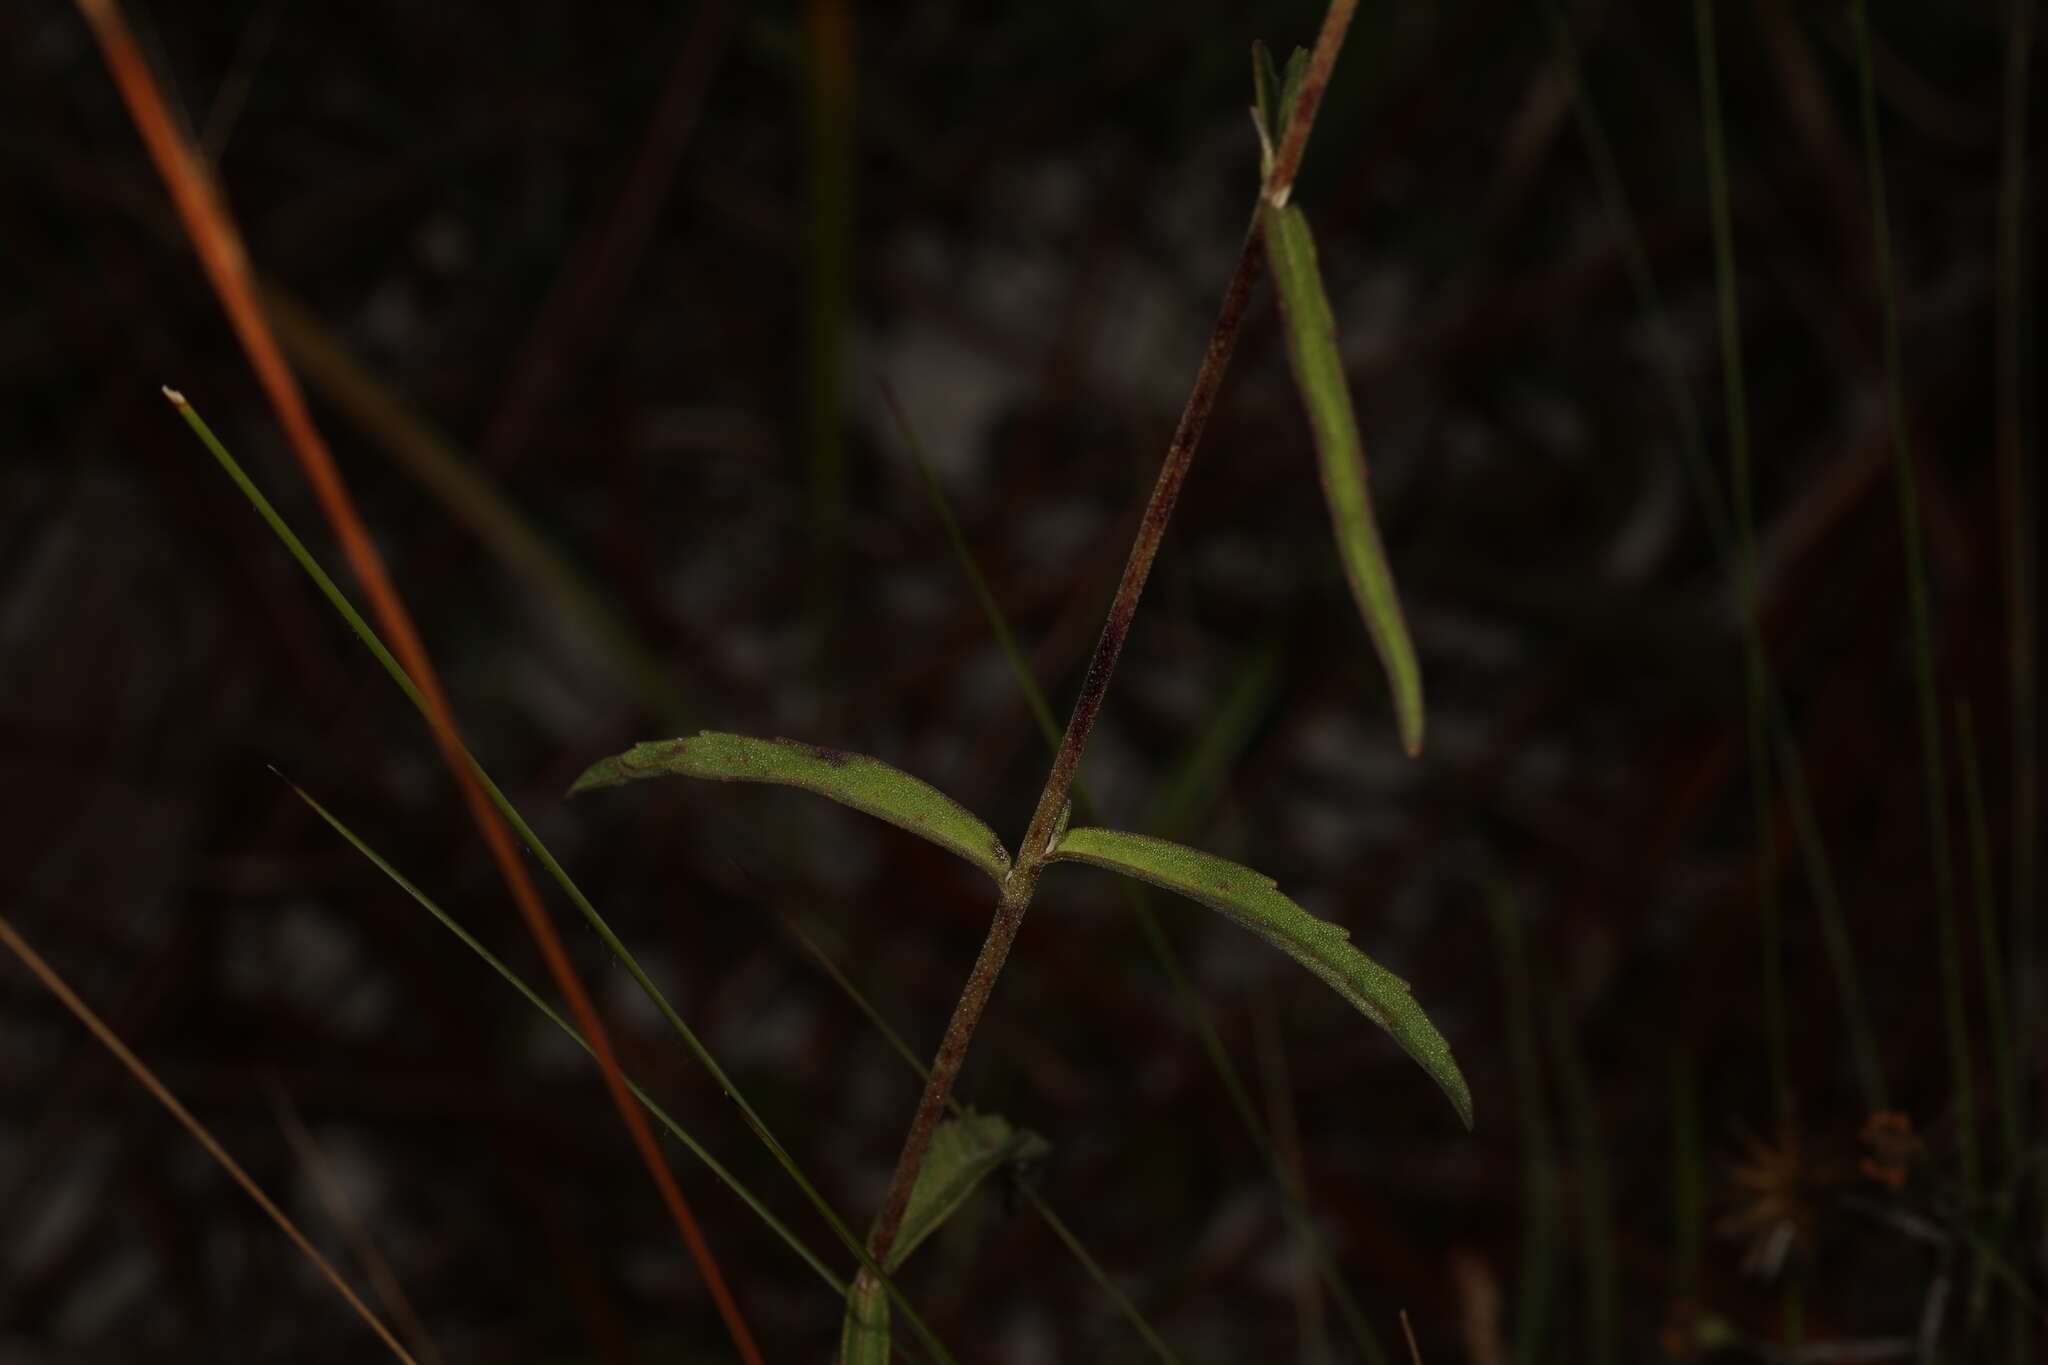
(566, 757, 624, 798)
(161, 384, 187, 407)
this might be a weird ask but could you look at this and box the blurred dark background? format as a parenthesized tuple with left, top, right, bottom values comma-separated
(3, 0, 2040, 1361)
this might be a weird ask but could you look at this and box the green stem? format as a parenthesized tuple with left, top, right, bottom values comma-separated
(1849, 0, 1974, 1207)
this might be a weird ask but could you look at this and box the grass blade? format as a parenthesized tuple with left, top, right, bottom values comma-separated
(572, 732, 1012, 882)
(1260, 198, 1425, 756)
(1992, 10, 2037, 1356)
(1485, 882, 1559, 1365)
(170, 396, 962, 1365)
(1049, 827, 1472, 1129)
(268, 1085, 446, 1365)
(82, 0, 755, 1331)
(261, 286, 695, 728)
(1549, 0, 1885, 1115)
(804, 0, 855, 660)
(0, 915, 421, 1365)
(1543, 988, 1615, 1365)
(283, 777, 851, 1297)
(1695, 0, 1794, 1160)
(1847, 0, 1974, 1209)
(1138, 638, 1285, 841)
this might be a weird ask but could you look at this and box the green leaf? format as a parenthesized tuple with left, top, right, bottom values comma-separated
(838, 1274, 889, 1365)
(1251, 41, 1282, 175)
(889, 1110, 1052, 1272)
(571, 731, 1011, 882)
(836, 1112, 1050, 1365)
(1250, 43, 1311, 182)
(1049, 827, 1471, 1128)
(1261, 200, 1426, 757)
(1278, 46, 1311, 138)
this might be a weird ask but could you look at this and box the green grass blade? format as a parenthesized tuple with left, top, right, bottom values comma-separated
(261, 287, 695, 729)
(572, 732, 1012, 883)
(889, 1111, 1050, 1272)
(1050, 828, 1471, 1128)
(283, 778, 849, 1300)
(1138, 638, 1285, 841)
(1486, 882, 1559, 1365)
(804, 0, 855, 665)
(1669, 1048, 1702, 1306)
(1259, 200, 1425, 756)
(1551, 0, 1885, 1115)
(1695, 0, 1794, 1176)
(1960, 700, 2025, 1346)
(170, 394, 961, 1365)
(1544, 989, 1615, 1365)
(1848, 0, 1973, 1207)
(1959, 703, 2020, 1176)
(883, 386, 1062, 746)
(1994, 0, 2038, 1347)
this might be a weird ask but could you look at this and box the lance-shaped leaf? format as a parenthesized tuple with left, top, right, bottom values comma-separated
(572, 731, 1011, 882)
(890, 1110, 1051, 1271)
(1049, 827, 1471, 1128)
(1261, 199, 1426, 757)
(838, 1111, 1050, 1363)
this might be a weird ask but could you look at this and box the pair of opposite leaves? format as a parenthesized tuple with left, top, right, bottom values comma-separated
(570, 732, 1471, 1131)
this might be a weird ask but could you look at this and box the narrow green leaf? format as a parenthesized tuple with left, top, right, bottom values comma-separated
(1250, 43, 1312, 182)
(1251, 41, 1282, 174)
(1260, 200, 1425, 756)
(1049, 827, 1471, 1128)
(890, 1110, 1051, 1272)
(838, 1274, 889, 1365)
(1278, 46, 1311, 138)
(572, 731, 1011, 882)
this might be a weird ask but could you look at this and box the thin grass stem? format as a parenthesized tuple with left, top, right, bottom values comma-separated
(1696, 0, 1794, 1165)
(268, 1085, 446, 1365)
(0, 915, 421, 1365)
(1549, 0, 1887, 1117)
(1992, 13, 2038, 1357)
(1543, 995, 1616, 1365)
(804, 0, 856, 674)
(1486, 882, 1559, 1365)
(77, 0, 760, 1343)
(261, 286, 695, 727)
(285, 782, 853, 1300)
(169, 396, 960, 1365)
(1847, 0, 1975, 1210)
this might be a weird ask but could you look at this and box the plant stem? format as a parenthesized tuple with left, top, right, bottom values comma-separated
(861, 222, 1263, 1277)
(1012, 217, 1267, 869)
(858, 877, 1029, 1276)
(1264, 0, 1358, 208)
(855, 0, 1362, 1312)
